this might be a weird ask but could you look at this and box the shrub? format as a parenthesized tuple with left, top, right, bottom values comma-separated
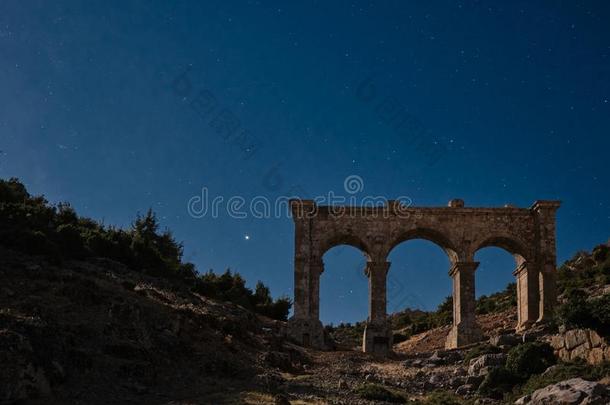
(56, 224, 87, 258)
(477, 366, 520, 399)
(0, 178, 290, 321)
(419, 391, 466, 404)
(505, 342, 556, 379)
(556, 289, 610, 337)
(355, 384, 405, 403)
(193, 270, 291, 321)
(476, 282, 517, 315)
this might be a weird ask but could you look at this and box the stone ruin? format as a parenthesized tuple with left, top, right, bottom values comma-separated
(287, 199, 560, 355)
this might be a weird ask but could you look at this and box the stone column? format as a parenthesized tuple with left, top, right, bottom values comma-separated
(514, 261, 539, 331)
(538, 262, 557, 323)
(287, 199, 325, 348)
(531, 200, 560, 323)
(446, 261, 482, 349)
(292, 256, 309, 319)
(363, 261, 393, 356)
(309, 259, 324, 321)
(287, 256, 325, 348)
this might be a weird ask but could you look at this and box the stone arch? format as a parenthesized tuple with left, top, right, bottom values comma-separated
(473, 235, 538, 331)
(287, 199, 560, 355)
(385, 227, 460, 264)
(472, 235, 530, 266)
(318, 233, 372, 262)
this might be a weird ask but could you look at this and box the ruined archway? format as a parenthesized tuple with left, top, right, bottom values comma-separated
(319, 245, 368, 328)
(287, 199, 560, 355)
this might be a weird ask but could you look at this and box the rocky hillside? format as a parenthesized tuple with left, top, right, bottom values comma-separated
(2, 176, 610, 404)
(0, 246, 307, 404)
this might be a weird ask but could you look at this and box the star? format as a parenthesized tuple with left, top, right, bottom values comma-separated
(244, 235, 250, 240)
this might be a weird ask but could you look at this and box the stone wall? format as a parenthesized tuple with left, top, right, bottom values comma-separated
(549, 328, 610, 365)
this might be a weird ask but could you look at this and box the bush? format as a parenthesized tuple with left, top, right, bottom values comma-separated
(505, 342, 556, 379)
(476, 283, 517, 315)
(193, 270, 292, 321)
(355, 384, 405, 403)
(419, 391, 466, 405)
(0, 178, 290, 320)
(477, 366, 520, 399)
(556, 289, 610, 337)
(56, 224, 87, 258)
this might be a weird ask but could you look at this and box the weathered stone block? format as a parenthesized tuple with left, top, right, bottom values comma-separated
(468, 353, 506, 376)
(587, 348, 605, 365)
(558, 348, 570, 362)
(588, 330, 603, 348)
(550, 335, 565, 350)
(604, 346, 610, 362)
(570, 344, 589, 361)
(565, 329, 590, 350)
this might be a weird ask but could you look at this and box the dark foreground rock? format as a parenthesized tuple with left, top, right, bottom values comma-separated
(516, 378, 610, 405)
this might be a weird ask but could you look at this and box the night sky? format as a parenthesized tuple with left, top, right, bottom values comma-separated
(2, 1, 609, 324)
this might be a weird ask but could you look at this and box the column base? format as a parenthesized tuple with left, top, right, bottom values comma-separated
(363, 322, 393, 356)
(287, 317, 325, 349)
(445, 323, 483, 349)
(516, 320, 535, 333)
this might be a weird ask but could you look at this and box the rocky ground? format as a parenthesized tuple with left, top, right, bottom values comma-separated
(2, 246, 610, 404)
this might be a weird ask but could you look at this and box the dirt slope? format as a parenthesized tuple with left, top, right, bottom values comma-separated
(0, 247, 304, 404)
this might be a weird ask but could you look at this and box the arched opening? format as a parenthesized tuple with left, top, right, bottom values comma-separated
(319, 244, 369, 349)
(474, 246, 522, 331)
(386, 238, 454, 351)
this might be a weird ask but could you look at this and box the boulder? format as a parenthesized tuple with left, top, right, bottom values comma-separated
(565, 330, 591, 351)
(274, 394, 291, 405)
(490, 333, 520, 348)
(516, 378, 609, 405)
(455, 384, 474, 396)
(588, 330, 603, 348)
(449, 376, 466, 389)
(550, 335, 566, 350)
(468, 353, 506, 376)
(428, 373, 444, 386)
(427, 351, 444, 366)
(453, 367, 467, 376)
(570, 344, 590, 361)
(465, 375, 485, 388)
(587, 348, 605, 365)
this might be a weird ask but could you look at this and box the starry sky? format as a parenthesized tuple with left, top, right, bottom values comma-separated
(1, 1, 609, 324)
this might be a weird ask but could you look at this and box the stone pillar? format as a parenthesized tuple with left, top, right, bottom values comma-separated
(292, 256, 309, 319)
(446, 261, 482, 349)
(363, 261, 393, 356)
(531, 200, 561, 323)
(308, 259, 324, 321)
(287, 199, 325, 348)
(514, 261, 539, 331)
(538, 262, 557, 323)
(287, 257, 325, 348)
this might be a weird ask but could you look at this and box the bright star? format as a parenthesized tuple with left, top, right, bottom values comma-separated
(244, 235, 250, 240)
